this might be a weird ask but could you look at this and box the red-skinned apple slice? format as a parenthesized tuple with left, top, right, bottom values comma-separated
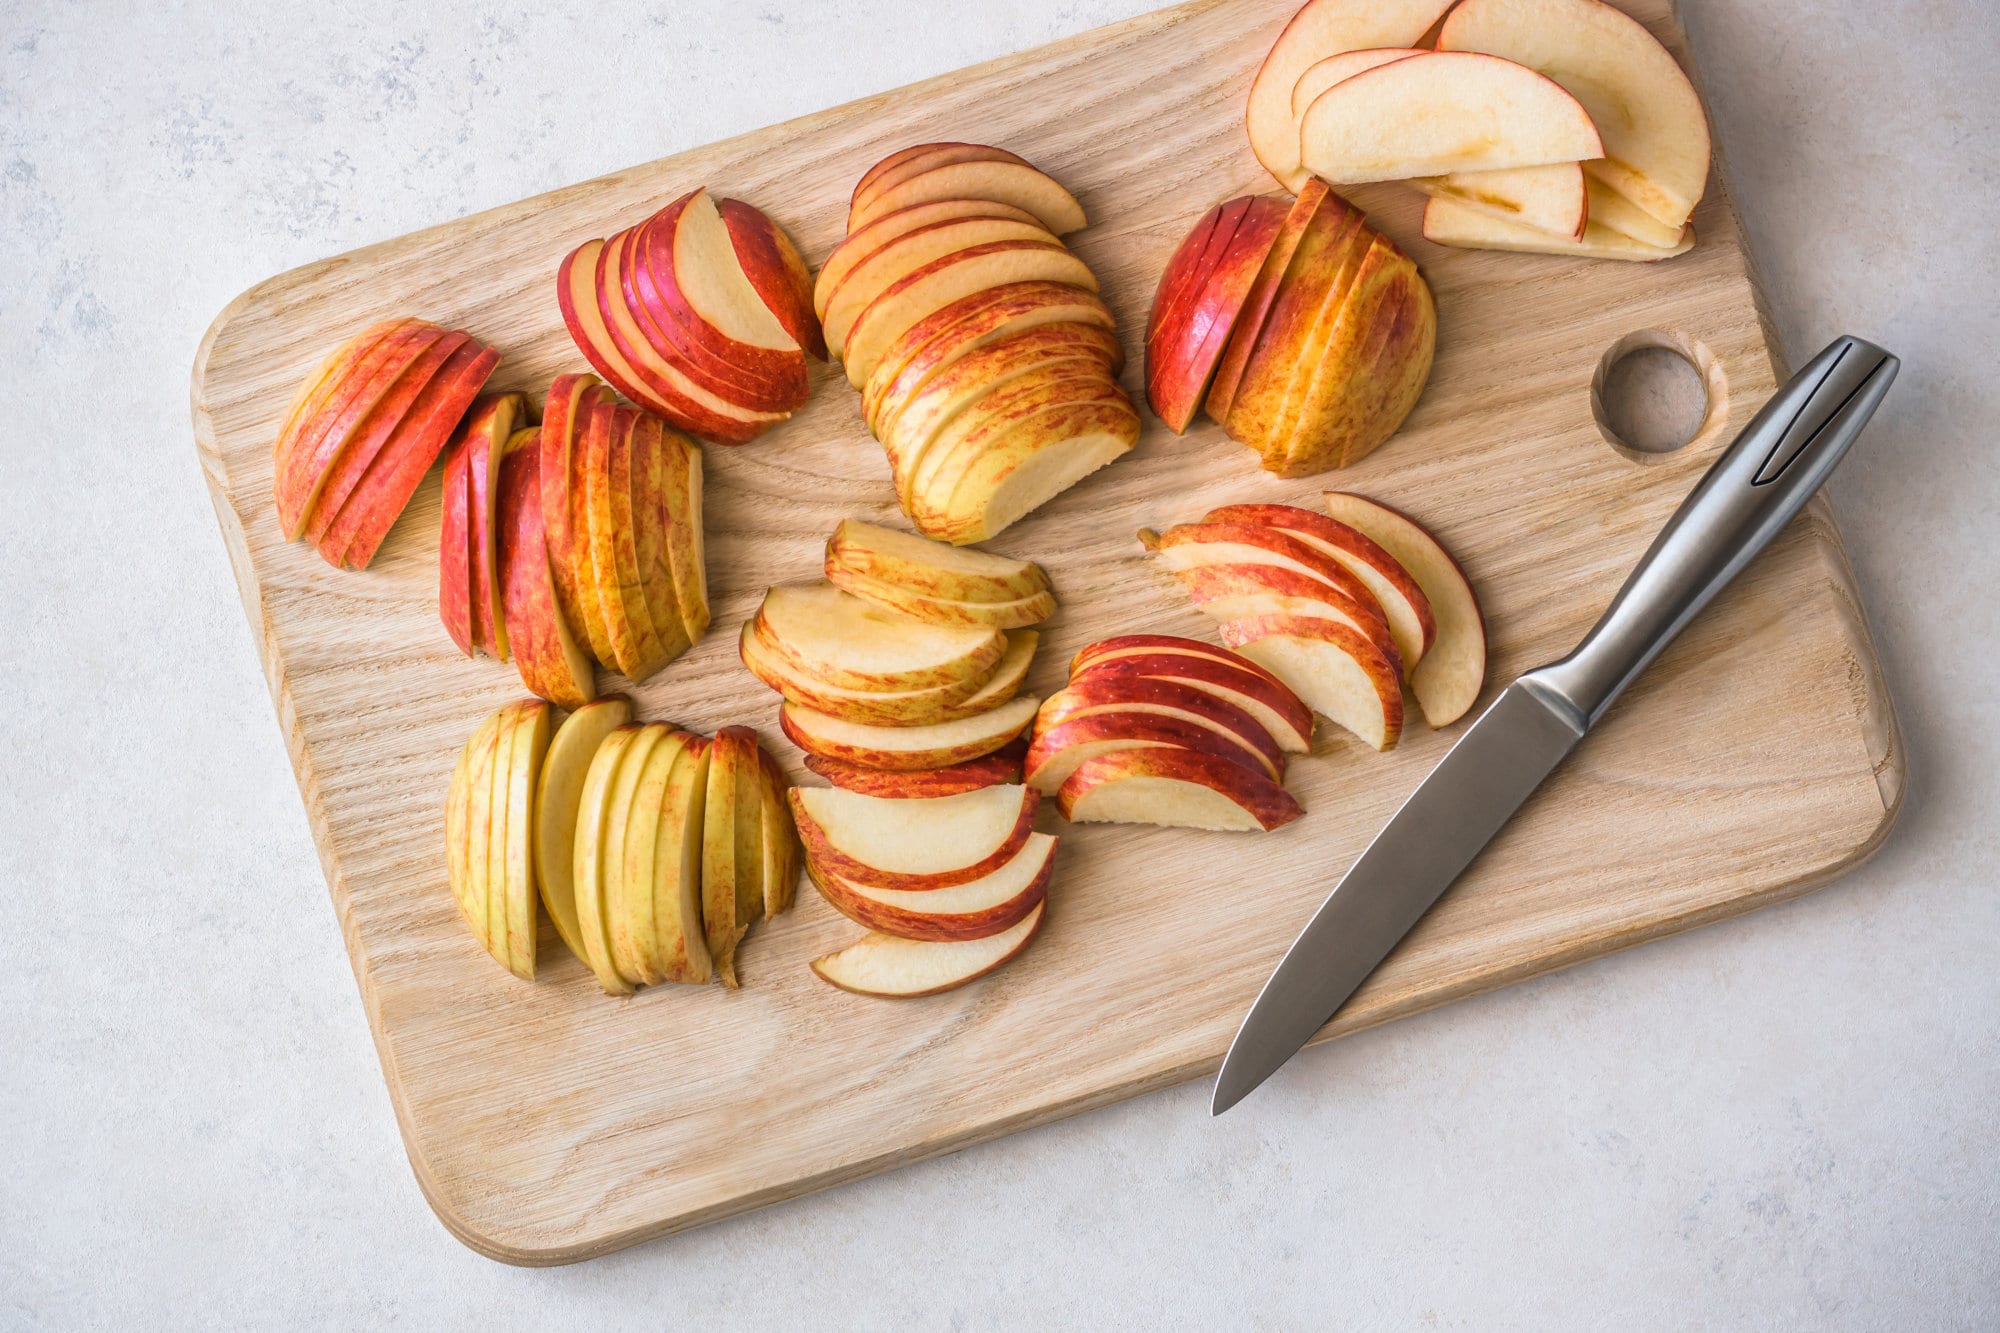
(621, 220, 802, 412)
(1058, 749, 1303, 832)
(1068, 651, 1313, 755)
(577, 402, 659, 679)
(779, 695, 1040, 771)
(818, 199, 1046, 318)
(756, 748, 801, 918)
(1071, 633, 1267, 677)
(1147, 197, 1289, 433)
(825, 568, 1056, 630)
(459, 393, 531, 659)
(301, 328, 468, 546)
(803, 738, 1027, 797)
(497, 443, 594, 709)
(1146, 203, 1225, 351)
(1324, 491, 1487, 726)
(654, 188, 805, 376)
(1206, 181, 1342, 423)
(437, 427, 474, 656)
(273, 321, 402, 491)
(848, 159, 1086, 235)
(814, 831, 1055, 942)
(848, 143, 1032, 227)
(1145, 197, 1251, 360)
(810, 901, 1044, 998)
(790, 783, 1039, 890)
(1026, 710, 1280, 794)
(739, 622, 993, 727)
(1140, 522, 1382, 625)
(1165, 559, 1397, 670)
(1037, 676, 1284, 780)
(886, 333, 1122, 487)
(537, 374, 615, 666)
(273, 318, 432, 539)
(654, 425, 710, 644)
(1220, 613, 1404, 751)
(923, 394, 1140, 546)
(823, 216, 1058, 358)
(624, 413, 694, 666)
(718, 197, 826, 360)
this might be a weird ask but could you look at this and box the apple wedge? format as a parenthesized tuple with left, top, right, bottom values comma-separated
(1438, 0, 1711, 230)
(1164, 559, 1397, 670)
(445, 709, 503, 961)
(823, 216, 1058, 358)
(718, 197, 826, 360)
(819, 199, 1046, 317)
(1146, 194, 1289, 433)
(804, 737, 1027, 798)
(497, 442, 596, 708)
(824, 518, 1051, 604)
(811, 901, 1044, 998)
(1246, 0, 1457, 192)
(755, 749, 800, 918)
(842, 241, 1099, 388)
(848, 143, 1032, 227)
(1068, 650, 1313, 755)
(849, 159, 1086, 235)
(273, 319, 433, 539)
(536, 373, 615, 665)
(1221, 614, 1404, 751)
(1058, 749, 1303, 832)
(1140, 522, 1381, 619)
(1037, 676, 1284, 780)
(780, 695, 1040, 772)
(534, 697, 632, 966)
(815, 832, 1055, 942)
(494, 700, 554, 980)
(438, 428, 475, 656)
(654, 730, 715, 982)
(1422, 197, 1694, 260)
(1026, 710, 1280, 795)
(825, 569, 1055, 630)
(1409, 163, 1588, 242)
(458, 393, 532, 661)
(754, 582, 1005, 694)
(1324, 491, 1487, 726)
(571, 725, 641, 995)
(1586, 178, 1687, 249)
(923, 395, 1141, 546)
(601, 722, 669, 985)
(791, 783, 1039, 890)
(703, 726, 763, 987)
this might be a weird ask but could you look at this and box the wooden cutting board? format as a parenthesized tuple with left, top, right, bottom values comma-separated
(190, 0, 1901, 1264)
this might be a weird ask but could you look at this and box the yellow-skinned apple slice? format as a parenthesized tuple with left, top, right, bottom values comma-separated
(614, 725, 683, 986)
(820, 199, 1045, 318)
(791, 784, 1040, 891)
(273, 321, 400, 488)
(1204, 503, 1434, 667)
(655, 426, 710, 645)
(1147, 197, 1289, 433)
(902, 362, 1125, 512)
(652, 730, 714, 983)
(739, 623, 1028, 728)
(780, 695, 1040, 772)
(823, 518, 1051, 604)
(804, 737, 1027, 798)
(625, 413, 693, 669)
(1438, 0, 1710, 230)
(718, 197, 825, 360)
(576, 403, 654, 679)
(497, 445, 595, 709)
(823, 216, 1057, 358)
(571, 725, 640, 995)
(1247, 0, 1456, 192)
(1422, 197, 1693, 260)
(842, 241, 1099, 388)
(621, 221, 803, 413)
(459, 393, 533, 661)
(438, 427, 475, 656)
(534, 697, 632, 966)
(1140, 522, 1383, 623)
(496, 699, 553, 980)
(704, 727, 764, 987)
(1324, 491, 1487, 727)
(754, 582, 1005, 694)
(1037, 676, 1284, 780)
(849, 159, 1086, 235)
(880, 323, 1121, 468)
(537, 374, 616, 666)
(927, 397, 1141, 545)
(1299, 51, 1603, 182)
(1068, 650, 1313, 755)
(1026, 711, 1278, 795)
(604, 408, 681, 676)
(481, 699, 517, 971)
(811, 901, 1044, 998)
(445, 710, 502, 959)
(1206, 182, 1342, 423)
(815, 831, 1055, 942)
(273, 318, 431, 539)
(1165, 559, 1397, 671)
(826, 570, 1055, 630)
(755, 748, 800, 918)
(1058, 749, 1303, 831)
(862, 282, 1117, 432)
(1220, 614, 1404, 751)
(848, 143, 1032, 228)
(300, 327, 468, 546)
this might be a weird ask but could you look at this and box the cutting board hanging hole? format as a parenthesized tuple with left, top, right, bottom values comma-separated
(1592, 329, 1729, 464)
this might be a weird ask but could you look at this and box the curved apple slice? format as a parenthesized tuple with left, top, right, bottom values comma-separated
(823, 518, 1051, 604)
(754, 582, 1005, 693)
(497, 443, 596, 708)
(804, 738, 1027, 798)
(446, 709, 504, 959)
(536, 374, 614, 666)
(1290, 48, 1422, 117)
(810, 901, 1044, 998)
(534, 697, 632, 967)
(850, 159, 1086, 235)
(739, 622, 989, 726)
(818, 200, 1043, 317)
(1165, 560, 1393, 672)
(1037, 676, 1284, 781)
(923, 395, 1139, 546)
(879, 321, 1120, 465)
(438, 429, 474, 656)
(779, 695, 1040, 772)
(1026, 710, 1279, 794)
(718, 197, 825, 360)
(704, 727, 761, 988)
(1421, 197, 1694, 260)
(790, 783, 1039, 890)
(653, 187, 804, 377)
(1147, 197, 1288, 434)
(1220, 614, 1404, 752)
(902, 363, 1124, 513)
(848, 142, 1032, 228)
(301, 327, 469, 546)
(1140, 522, 1382, 626)
(570, 725, 641, 994)
(1057, 749, 1303, 832)
(823, 216, 1057, 358)
(756, 748, 801, 919)
(826, 569, 1055, 631)
(623, 219, 803, 411)
(816, 832, 1055, 942)
(1206, 182, 1345, 424)
(1323, 491, 1488, 727)
(1071, 633, 1261, 676)
(1409, 163, 1588, 242)
(1068, 651, 1312, 756)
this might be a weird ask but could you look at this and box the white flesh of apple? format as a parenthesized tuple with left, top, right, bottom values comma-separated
(1408, 162, 1587, 241)
(785, 694, 1039, 765)
(675, 188, 799, 351)
(1585, 177, 1687, 249)
(1229, 631, 1398, 751)
(794, 783, 1033, 876)
(759, 582, 1003, 685)
(828, 518, 1050, 602)
(1062, 769, 1267, 832)
(834, 831, 1055, 917)
(1422, 196, 1692, 261)
(811, 902, 1044, 997)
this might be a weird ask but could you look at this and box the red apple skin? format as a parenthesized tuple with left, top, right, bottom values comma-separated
(810, 840, 1052, 942)
(438, 430, 474, 656)
(275, 320, 437, 540)
(1026, 709, 1278, 792)
(1145, 521, 1384, 624)
(316, 340, 499, 570)
(1069, 633, 1260, 676)
(641, 188, 809, 383)
(1057, 747, 1304, 830)
(1203, 501, 1434, 660)
(1037, 676, 1285, 778)
(778, 702, 1034, 771)
(620, 220, 799, 412)
(1148, 196, 1289, 432)
(788, 786, 1041, 892)
(719, 197, 826, 360)
(1068, 651, 1313, 754)
(1220, 612, 1405, 751)
(457, 394, 528, 657)
(1146, 203, 1225, 358)
(302, 327, 468, 546)
(496, 442, 595, 708)
(803, 738, 1027, 796)
(1206, 180, 1338, 423)
(1147, 198, 1248, 354)
(537, 374, 612, 665)
(809, 903, 1045, 998)
(1165, 559, 1401, 672)
(273, 321, 403, 491)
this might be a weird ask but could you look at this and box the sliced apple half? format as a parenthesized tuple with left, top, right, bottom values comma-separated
(1299, 50, 1603, 183)
(811, 901, 1044, 998)
(1068, 650, 1313, 755)
(1147, 195, 1289, 433)
(824, 518, 1051, 604)
(1038, 676, 1285, 781)
(1324, 491, 1487, 727)
(1221, 614, 1404, 751)
(534, 697, 632, 966)
(780, 694, 1040, 772)
(1058, 749, 1303, 832)
(497, 441, 596, 709)
(718, 197, 825, 360)
(754, 582, 1005, 694)
(804, 737, 1027, 798)
(1409, 163, 1588, 241)
(1422, 197, 1693, 260)
(1026, 710, 1280, 795)
(791, 783, 1040, 890)
(815, 831, 1055, 943)
(849, 159, 1086, 235)
(848, 143, 1032, 227)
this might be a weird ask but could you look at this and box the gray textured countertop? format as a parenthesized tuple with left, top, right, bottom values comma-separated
(4, 0, 1995, 1325)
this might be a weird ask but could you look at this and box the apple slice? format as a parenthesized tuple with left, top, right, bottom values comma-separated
(903, 363, 1126, 514)
(849, 159, 1086, 235)
(1206, 182, 1345, 423)
(816, 831, 1055, 942)
(1299, 51, 1603, 182)
(602, 722, 668, 985)
(445, 709, 503, 960)
(780, 695, 1040, 772)
(273, 321, 403, 494)
(1145, 196, 1252, 362)
(826, 569, 1055, 630)
(1438, 0, 1711, 230)
(820, 201, 1046, 318)
(1289, 47, 1422, 117)
(495, 700, 554, 980)
(1323, 491, 1487, 726)
(805, 737, 1027, 798)
(623, 412, 694, 672)
(924, 394, 1141, 546)
(880, 324, 1121, 471)
(1037, 676, 1284, 781)
(824, 518, 1051, 604)
(497, 442, 596, 708)
(848, 143, 1032, 227)
(1068, 650, 1313, 755)
(1422, 197, 1694, 260)
(718, 197, 826, 360)
(755, 582, 1006, 694)
(437, 428, 475, 656)
(1072, 633, 1262, 675)
(658, 187, 804, 371)
(842, 241, 1099, 388)
(703, 726, 762, 987)
(811, 901, 1044, 998)
(654, 730, 715, 983)
(620, 221, 804, 413)
(1204, 503, 1433, 667)
(1586, 178, 1687, 249)
(740, 622, 993, 726)
(534, 697, 632, 966)
(862, 282, 1117, 431)
(1058, 749, 1303, 832)
(754, 748, 800, 918)
(1221, 614, 1404, 751)
(655, 425, 711, 645)
(1140, 522, 1381, 621)
(1026, 710, 1280, 795)
(823, 216, 1058, 358)
(458, 393, 532, 661)
(536, 374, 614, 665)
(791, 783, 1039, 890)
(1246, 0, 1457, 191)
(273, 319, 433, 539)
(1164, 559, 1396, 670)
(1146, 196, 1289, 433)
(1409, 163, 1588, 241)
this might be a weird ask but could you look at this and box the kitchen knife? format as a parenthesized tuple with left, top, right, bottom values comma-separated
(1211, 335, 1899, 1116)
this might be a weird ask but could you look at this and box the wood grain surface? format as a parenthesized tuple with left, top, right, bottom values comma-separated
(190, 0, 1901, 1264)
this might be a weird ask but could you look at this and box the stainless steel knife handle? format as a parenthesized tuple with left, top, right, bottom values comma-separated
(1525, 335, 1898, 730)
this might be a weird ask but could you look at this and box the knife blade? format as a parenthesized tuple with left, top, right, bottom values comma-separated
(1212, 335, 1900, 1115)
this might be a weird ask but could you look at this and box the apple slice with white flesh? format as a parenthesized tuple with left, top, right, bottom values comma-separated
(1221, 614, 1404, 751)
(805, 738, 1026, 798)
(1409, 163, 1587, 241)
(824, 517, 1052, 604)
(445, 710, 502, 962)
(438, 428, 475, 656)
(1324, 491, 1487, 726)
(815, 831, 1055, 942)
(621, 727, 711, 986)
(1026, 710, 1281, 795)
(1037, 676, 1285, 780)
(1246, 0, 1456, 192)
(1289, 47, 1421, 118)
(1586, 178, 1687, 250)
(825, 568, 1056, 630)
(1437, 0, 1711, 231)
(497, 443, 596, 709)
(537, 374, 615, 666)
(848, 144, 1032, 228)
(881, 323, 1121, 474)
(1298, 51, 1603, 183)
(570, 724, 640, 995)
(1139, 522, 1382, 626)
(717, 197, 825, 360)
(494, 701, 553, 980)
(790, 783, 1040, 890)
(754, 582, 1005, 694)
(811, 901, 1044, 998)
(1058, 749, 1303, 832)
(459, 393, 532, 661)
(1067, 650, 1313, 755)
(1163, 559, 1396, 670)
(704, 726, 762, 987)
(779, 695, 1040, 771)
(602, 723, 669, 986)
(848, 159, 1086, 235)
(661, 187, 805, 375)
(739, 622, 989, 726)
(534, 697, 632, 967)
(923, 396, 1140, 547)
(822, 216, 1058, 358)
(1422, 197, 1694, 261)
(819, 199, 1045, 317)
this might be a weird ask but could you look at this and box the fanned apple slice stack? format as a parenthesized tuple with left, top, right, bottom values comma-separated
(1138, 497, 1487, 751)
(445, 695, 801, 991)
(820, 143, 1140, 543)
(1028, 635, 1309, 833)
